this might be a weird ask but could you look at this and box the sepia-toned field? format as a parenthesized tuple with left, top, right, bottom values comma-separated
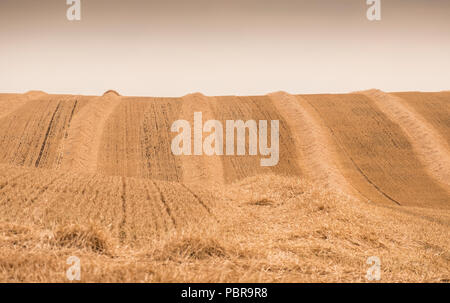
(0, 90, 448, 282)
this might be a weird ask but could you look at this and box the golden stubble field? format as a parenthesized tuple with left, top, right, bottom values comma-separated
(0, 90, 448, 282)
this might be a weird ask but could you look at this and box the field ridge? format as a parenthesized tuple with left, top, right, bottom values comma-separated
(269, 92, 352, 194)
(179, 93, 225, 187)
(362, 89, 450, 192)
(59, 94, 122, 172)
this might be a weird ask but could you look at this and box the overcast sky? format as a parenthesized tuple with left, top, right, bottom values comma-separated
(1, 0, 449, 96)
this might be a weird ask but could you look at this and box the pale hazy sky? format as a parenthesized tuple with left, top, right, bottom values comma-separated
(1, 0, 449, 96)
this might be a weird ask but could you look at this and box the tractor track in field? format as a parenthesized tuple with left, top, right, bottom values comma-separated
(143, 182, 165, 233)
(28, 172, 67, 203)
(119, 176, 127, 243)
(0, 172, 31, 192)
(56, 99, 78, 167)
(180, 183, 213, 216)
(150, 180, 177, 228)
(35, 102, 62, 168)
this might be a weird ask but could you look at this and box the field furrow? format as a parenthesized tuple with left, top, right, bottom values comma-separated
(394, 92, 450, 145)
(214, 95, 301, 183)
(362, 90, 450, 192)
(301, 93, 449, 208)
(138, 98, 183, 181)
(0, 95, 89, 169)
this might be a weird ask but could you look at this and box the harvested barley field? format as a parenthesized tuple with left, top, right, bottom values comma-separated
(0, 90, 448, 282)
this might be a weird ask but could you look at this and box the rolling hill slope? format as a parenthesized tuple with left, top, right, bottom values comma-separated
(0, 90, 448, 282)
